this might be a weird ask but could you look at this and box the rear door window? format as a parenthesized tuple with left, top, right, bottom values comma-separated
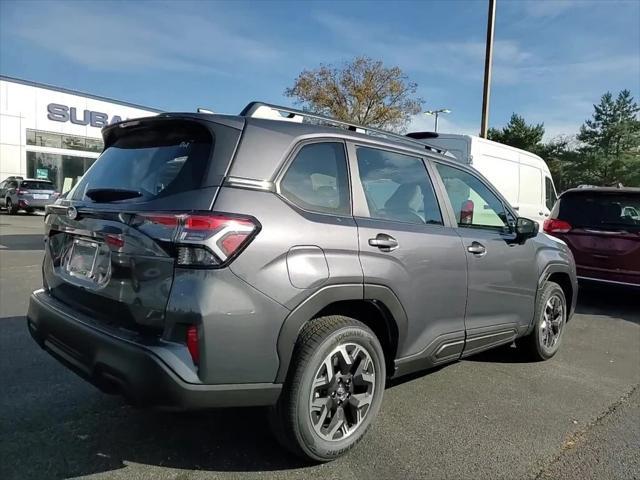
(72, 121, 213, 202)
(556, 192, 640, 231)
(280, 142, 350, 215)
(355, 146, 442, 225)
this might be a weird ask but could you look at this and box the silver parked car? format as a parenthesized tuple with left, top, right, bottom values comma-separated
(0, 177, 59, 214)
(27, 102, 577, 462)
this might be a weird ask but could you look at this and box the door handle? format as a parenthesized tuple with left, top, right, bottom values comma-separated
(467, 241, 486, 256)
(369, 233, 399, 251)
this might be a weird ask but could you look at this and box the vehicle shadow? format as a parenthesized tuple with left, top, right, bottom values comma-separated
(575, 282, 639, 325)
(3, 391, 309, 480)
(456, 282, 639, 365)
(0, 234, 45, 251)
(0, 314, 309, 480)
(62, 407, 309, 477)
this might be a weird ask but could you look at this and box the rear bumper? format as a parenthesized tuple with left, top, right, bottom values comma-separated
(27, 289, 282, 409)
(19, 198, 49, 208)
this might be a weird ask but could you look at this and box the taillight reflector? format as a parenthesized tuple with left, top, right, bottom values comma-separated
(135, 212, 259, 267)
(186, 325, 199, 365)
(543, 218, 572, 233)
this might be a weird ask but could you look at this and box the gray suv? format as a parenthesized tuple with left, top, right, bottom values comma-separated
(0, 177, 59, 214)
(27, 103, 577, 462)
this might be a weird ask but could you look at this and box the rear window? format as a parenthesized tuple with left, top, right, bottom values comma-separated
(20, 181, 54, 190)
(72, 121, 213, 202)
(554, 192, 640, 231)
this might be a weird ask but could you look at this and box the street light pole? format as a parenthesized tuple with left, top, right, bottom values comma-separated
(480, 0, 496, 139)
(424, 108, 451, 133)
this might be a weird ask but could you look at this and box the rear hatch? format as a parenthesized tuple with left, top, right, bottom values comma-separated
(544, 190, 640, 283)
(43, 116, 243, 335)
(18, 180, 58, 206)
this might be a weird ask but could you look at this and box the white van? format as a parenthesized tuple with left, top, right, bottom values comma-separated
(410, 133, 558, 224)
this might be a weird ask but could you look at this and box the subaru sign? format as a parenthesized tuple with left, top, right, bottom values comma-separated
(47, 103, 126, 127)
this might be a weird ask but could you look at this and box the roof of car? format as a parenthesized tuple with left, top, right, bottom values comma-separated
(138, 111, 455, 164)
(561, 185, 640, 196)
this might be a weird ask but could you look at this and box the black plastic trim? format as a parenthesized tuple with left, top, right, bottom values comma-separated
(27, 290, 281, 409)
(274, 283, 409, 382)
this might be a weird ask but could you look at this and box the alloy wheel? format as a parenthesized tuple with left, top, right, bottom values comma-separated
(309, 343, 375, 441)
(540, 294, 565, 349)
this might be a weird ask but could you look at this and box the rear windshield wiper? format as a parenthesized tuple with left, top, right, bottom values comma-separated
(85, 188, 143, 202)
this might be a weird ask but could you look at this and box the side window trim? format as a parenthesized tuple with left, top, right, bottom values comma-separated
(345, 141, 445, 227)
(423, 157, 459, 229)
(432, 160, 516, 233)
(275, 138, 352, 217)
(545, 176, 557, 211)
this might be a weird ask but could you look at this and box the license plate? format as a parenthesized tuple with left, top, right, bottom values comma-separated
(33, 194, 49, 200)
(66, 239, 99, 279)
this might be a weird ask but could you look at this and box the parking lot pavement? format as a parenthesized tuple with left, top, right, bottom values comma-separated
(1, 213, 638, 480)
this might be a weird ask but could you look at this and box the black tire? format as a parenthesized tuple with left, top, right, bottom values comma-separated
(518, 281, 567, 361)
(270, 315, 386, 462)
(6, 198, 18, 215)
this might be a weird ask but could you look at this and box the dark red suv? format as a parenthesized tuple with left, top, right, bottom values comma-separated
(544, 186, 640, 287)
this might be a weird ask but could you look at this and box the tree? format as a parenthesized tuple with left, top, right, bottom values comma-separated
(576, 90, 640, 186)
(284, 57, 424, 132)
(487, 113, 545, 151)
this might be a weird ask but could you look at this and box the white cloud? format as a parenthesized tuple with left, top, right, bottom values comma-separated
(313, 12, 534, 85)
(520, 0, 581, 19)
(5, 2, 280, 73)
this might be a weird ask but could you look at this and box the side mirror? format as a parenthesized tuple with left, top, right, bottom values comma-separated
(514, 217, 538, 243)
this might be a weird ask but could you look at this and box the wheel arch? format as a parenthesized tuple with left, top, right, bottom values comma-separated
(275, 284, 407, 382)
(535, 263, 577, 330)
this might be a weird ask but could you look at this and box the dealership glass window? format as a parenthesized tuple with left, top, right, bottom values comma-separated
(61, 134, 86, 151)
(29, 130, 62, 149)
(26, 152, 96, 193)
(26, 129, 104, 153)
(85, 138, 104, 153)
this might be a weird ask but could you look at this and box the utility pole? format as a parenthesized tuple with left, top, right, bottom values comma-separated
(480, 0, 496, 138)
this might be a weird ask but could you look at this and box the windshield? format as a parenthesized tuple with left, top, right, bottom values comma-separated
(555, 192, 640, 231)
(71, 121, 213, 203)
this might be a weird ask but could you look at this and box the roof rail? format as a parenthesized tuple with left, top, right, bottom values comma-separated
(239, 101, 449, 155)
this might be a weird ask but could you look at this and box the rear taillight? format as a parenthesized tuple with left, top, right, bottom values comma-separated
(135, 212, 259, 267)
(16, 189, 28, 196)
(543, 218, 572, 233)
(460, 200, 474, 225)
(186, 325, 199, 365)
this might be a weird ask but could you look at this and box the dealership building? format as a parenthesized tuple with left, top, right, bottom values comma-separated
(0, 75, 161, 193)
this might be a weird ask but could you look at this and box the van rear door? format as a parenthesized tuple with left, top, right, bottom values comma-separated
(517, 162, 543, 222)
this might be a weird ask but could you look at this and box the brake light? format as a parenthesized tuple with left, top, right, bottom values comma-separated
(460, 200, 474, 225)
(543, 218, 572, 233)
(16, 189, 28, 196)
(136, 212, 259, 267)
(186, 325, 199, 365)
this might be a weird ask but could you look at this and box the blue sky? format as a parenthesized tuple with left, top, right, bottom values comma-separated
(1, 0, 638, 139)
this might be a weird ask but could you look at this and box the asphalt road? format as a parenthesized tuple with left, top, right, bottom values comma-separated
(1, 212, 638, 480)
